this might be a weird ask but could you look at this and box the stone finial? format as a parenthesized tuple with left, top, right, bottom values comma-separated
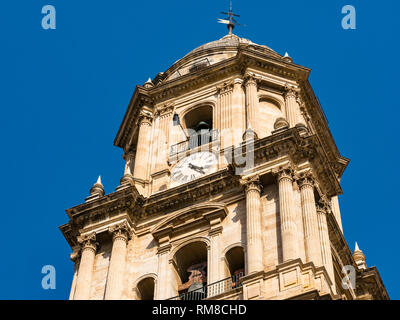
(242, 125, 258, 141)
(144, 77, 154, 88)
(273, 117, 289, 131)
(353, 241, 367, 270)
(85, 175, 105, 202)
(283, 52, 293, 63)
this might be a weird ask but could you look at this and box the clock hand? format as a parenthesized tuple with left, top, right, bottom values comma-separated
(189, 163, 205, 174)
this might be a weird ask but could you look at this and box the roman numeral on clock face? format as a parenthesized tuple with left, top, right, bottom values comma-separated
(171, 151, 217, 186)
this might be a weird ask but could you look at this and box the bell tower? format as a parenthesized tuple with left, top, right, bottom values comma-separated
(60, 9, 388, 300)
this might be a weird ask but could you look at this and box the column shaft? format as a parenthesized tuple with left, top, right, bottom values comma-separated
(245, 179, 263, 273)
(277, 169, 298, 261)
(105, 225, 129, 300)
(217, 82, 234, 150)
(133, 115, 152, 180)
(69, 262, 78, 300)
(331, 196, 343, 232)
(209, 230, 221, 284)
(317, 207, 336, 293)
(299, 178, 322, 266)
(74, 235, 97, 300)
(232, 79, 245, 146)
(155, 108, 173, 172)
(155, 245, 171, 300)
(245, 75, 260, 137)
(284, 88, 298, 127)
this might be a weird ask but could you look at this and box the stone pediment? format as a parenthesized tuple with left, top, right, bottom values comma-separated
(151, 202, 227, 240)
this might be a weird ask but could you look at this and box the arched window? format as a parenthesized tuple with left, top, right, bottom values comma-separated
(136, 277, 155, 300)
(258, 98, 283, 137)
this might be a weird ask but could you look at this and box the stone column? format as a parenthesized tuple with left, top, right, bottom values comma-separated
(216, 81, 234, 151)
(284, 87, 299, 127)
(104, 222, 130, 300)
(69, 249, 80, 300)
(208, 219, 222, 284)
(133, 114, 152, 181)
(298, 174, 322, 266)
(155, 237, 171, 300)
(276, 167, 298, 261)
(331, 196, 343, 232)
(317, 204, 335, 285)
(232, 78, 246, 146)
(316, 204, 336, 293)
(155, 105, 173, 172)
(74, 233, 97, 300)
(244, 73, 260, 138)
(243, 176, 263, 274)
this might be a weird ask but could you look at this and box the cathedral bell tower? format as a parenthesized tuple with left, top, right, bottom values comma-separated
(60, 8, 388, 300)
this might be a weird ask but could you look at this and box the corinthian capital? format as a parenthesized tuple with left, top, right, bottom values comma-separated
(296, 172, 315, 189)
(138, 112, 153, 126)
(77, 232, 98, 252)
(217, 81, 234, 94)
(244, 72, 261, 87)
(240, 175, 262, 193)
(273, 165, 294, 182)
(283, 85, 299, 100)
(155, 103, 174, 119)
(109, 221, 131, 243)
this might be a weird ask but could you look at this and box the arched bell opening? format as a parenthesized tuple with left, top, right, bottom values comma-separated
(224, 246, 245, 284)
(172, 241, 208, 299)
(136, 277, 155, 300)
(183, 106, 213, 149)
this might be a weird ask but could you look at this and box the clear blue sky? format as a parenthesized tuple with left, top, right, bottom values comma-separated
(0, 0, 398, 299)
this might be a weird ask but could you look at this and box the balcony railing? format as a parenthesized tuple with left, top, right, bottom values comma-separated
(170, 129, 219, 157)
(168, 273, 243, 300)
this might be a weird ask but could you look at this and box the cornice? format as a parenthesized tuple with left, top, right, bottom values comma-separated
(143, 167, 240, 218)
(229, 126, 342, 197)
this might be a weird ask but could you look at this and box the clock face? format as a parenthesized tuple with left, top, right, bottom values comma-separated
(171, 151, 217, 186)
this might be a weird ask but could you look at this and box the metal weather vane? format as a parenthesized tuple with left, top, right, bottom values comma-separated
(217, 1, 244, 35)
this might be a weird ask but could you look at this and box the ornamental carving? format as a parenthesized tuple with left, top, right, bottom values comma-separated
(216, 81, 234, 95)
(137, 113, 153, 126)
(297, 172, 315, 189)
(240, 175, 262, 193)
(155, 103, 174, 119)
(109, 221, 131, 242)
(77, 232, 98, 252)
(244, 72, 260, 87)
(283, 85, 299, 100)
(274, 165, 294, 182)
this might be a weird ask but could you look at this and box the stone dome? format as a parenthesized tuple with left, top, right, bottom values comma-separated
(162, 34, 282, 82)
